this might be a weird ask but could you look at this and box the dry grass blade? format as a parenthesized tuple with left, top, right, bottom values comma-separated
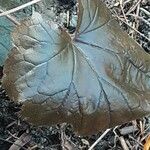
(0, 0, 42, 17)
(88, 129, 111, 150)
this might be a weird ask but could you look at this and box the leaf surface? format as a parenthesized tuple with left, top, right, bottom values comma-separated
(0, 0, 32, 65)
(0, 17, 14, 65)
(2, 0, 150, 135)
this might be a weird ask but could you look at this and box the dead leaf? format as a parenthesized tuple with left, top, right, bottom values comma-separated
(144, 135, 150, 150)
(2, 0, 150, 135)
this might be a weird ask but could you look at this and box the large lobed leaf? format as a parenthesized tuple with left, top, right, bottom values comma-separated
(2, 0, 150, 135)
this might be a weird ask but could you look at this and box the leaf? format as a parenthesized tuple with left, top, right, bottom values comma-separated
(2, 0, 150, 135)
(0, 17, 14, 65)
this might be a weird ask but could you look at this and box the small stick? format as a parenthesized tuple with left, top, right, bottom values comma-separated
(119, 136, 129, 150)
(113, 127, 129, 150)
(88, 129, 111, 150)
(0, 0, 42, 17)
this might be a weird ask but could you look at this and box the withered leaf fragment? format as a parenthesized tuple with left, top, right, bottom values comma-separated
(2, 0, 150, 135)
